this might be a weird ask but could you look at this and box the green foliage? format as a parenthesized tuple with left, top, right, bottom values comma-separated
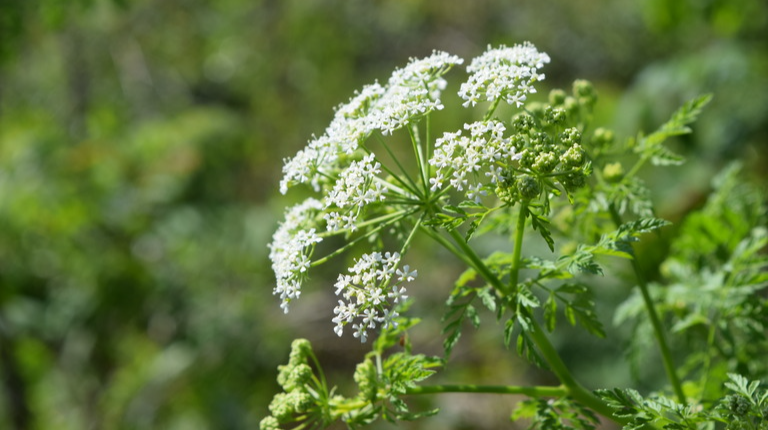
(597, 374, 768, 430)
(512, 397, 599, 430)
(635, 94, 713, 166)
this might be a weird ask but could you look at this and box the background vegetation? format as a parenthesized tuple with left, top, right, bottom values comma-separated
(0, 0, 766, 429)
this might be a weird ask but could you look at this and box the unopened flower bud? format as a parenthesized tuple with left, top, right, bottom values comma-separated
(260, 416, 281, 430)
(591, 127, 614, 148)
(544, 106, 566, 126)
(603, 162, 624, 182)
(289, 338, 312, 365)
(560, 144, 585, 167)
(518, 149, 535, 169)
(495, 173, 517, 203)
(549, 89, 567, 106)
(563, 96, 579, 118)
(511, 114, 535, 134)
(573, 79, 597, 106)
(517, 175, 541, 200)
(560, 127, 581, 146)
(354, 359, 379, 401)
(533, 151, 558, 173)
(560, 171, 587, 191)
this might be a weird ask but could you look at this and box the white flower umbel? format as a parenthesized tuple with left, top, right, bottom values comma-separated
(332, 252, 416, 342)
(268, 198, 324, 313)
(429, 120, 522, 201)
(374, 51, 464, 135)
(459, 42, 550, 108)
(280, 83, 386, 194)
(324, 153, 385, 232)
(279, 52, 463, 194)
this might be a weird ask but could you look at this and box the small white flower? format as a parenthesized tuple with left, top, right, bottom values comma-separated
(352, 324, 368, 343)
(396, 265, 417, 282)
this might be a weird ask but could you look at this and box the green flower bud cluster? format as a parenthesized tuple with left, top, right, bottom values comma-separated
(573, 79, 597, 108)
(495, 172, 518, 203)
(516, 175, 541, 200)
(532, 151, 558, 173)
(591, 127, 614, 148)
(725, 394, 751, 417)
(353, 357, 379, 401)
(269, 391, 314, 420)
(505, 92, 592, 198)
(559, 171, 587, 192)
(560, 143, 584, 168)
(544, 106, 566, 126)
(511, 113, 536, 134)
(602, 162, 624, 182)
(262, 339, 321, 430)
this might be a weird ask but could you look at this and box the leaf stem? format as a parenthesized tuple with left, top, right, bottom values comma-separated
(608, 205, 685, 403)
(406, 384, 567, 397)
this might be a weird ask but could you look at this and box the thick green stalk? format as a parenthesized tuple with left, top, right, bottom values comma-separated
(407, 384, 567, 397)
(509, 204, 527, 290)
(506, 203, 626, 422)
(608, 206, 685, 404)
(446, 228, 510, 295)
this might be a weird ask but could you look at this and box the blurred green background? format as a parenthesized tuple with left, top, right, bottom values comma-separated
(0, 0, 766, 429)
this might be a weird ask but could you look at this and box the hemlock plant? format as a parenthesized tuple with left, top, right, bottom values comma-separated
(263, 42, 768, 429)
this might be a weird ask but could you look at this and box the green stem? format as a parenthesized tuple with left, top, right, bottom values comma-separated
(483, 98, 502, 121)
(406, 384, 567, 397)
(509, 204, 527, 290)
(312, 210, 414, 266)
(373, 133, 421, 196)
(608, 205, 685, 403)
(524, 316, 621, 420)
(317, 210, 409, 239)
(624, 154, 648, 181)
(446, 228, 509, 295)
(408, 123, 429, 196)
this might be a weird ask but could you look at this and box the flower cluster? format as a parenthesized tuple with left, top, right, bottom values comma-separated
(429, 120, 522, 202)
(376, 51, 463, 135)
(279, 51, 462, 194)
(268, 198, 324, 313)
(270, 43, 555, 343)
(261, 339, 323, 430)
(324, 153, 385, 232)
(332, 252, 416, 343)
(459, 42, 550, 108)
